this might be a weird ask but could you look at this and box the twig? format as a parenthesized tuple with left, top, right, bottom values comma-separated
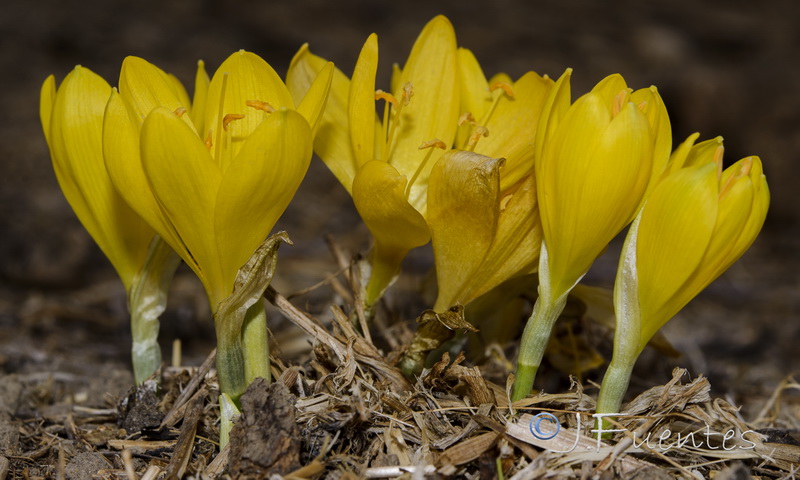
(161, 349, 216, 428)
(265, 286, 411, 391)
(0, 456, 9, 480)
(164, 388, 206, 479)
(122, 449, 136, 480)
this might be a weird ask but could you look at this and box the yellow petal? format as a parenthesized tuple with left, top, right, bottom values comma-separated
(349, 33, 379, 166)
(46, 66, 153, 289)
(296, 61, 333, 138)
(474, 174, 541, 300)
(665, 132, 701, 176)
(204, 50, 295, 168)
(103, 90, 188, 262)
(190, 60, 210, 132)
(428, 151, 502, 309)
(214, 109, 312, 296)
(542, 94, 653, 297)
(389, 15, 460, 198)
(476, 71, 553, 190)
(287, 44, 359, 192)
(684, 136, 724, 168)
(455, 47, 490, 148)
(119, 56, 193, 127)
(590, 74, 629, 105)
(534, 68, 571, 168)
(167, 73, 192, 112)
(631, 86, 671, 196)
(353, 160, 430, 303)
(675, 157, 768, 305)
(39, 75, 56, 145)
(636, 163, 719, 345)
(140, 106, 223, 299)
(728, 158, 769, 260)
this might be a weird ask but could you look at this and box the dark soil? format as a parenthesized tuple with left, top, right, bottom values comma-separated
(1, 0, 799, 478)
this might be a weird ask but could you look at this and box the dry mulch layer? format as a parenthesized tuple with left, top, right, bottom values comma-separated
(1, 277, 799, 480)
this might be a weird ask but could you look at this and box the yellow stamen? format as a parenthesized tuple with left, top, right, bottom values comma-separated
(214, 73, 229, 165)
(612, 89, 631, 117)
(204, 129, 213, 150)
(467, 126, 489, 151)
(458, 112, 476, 127)
(472, 82, 514, 146)
(381, 83, 414, 161)
(374, 90, 398, 107)
(246, 100, 275, 113)
(404, 139, 446, 200)
(173, 107, 187, 118)
(401, 82, 413, 106)
(223, 114, 245, 131)
(718, 156, 752, 200)
(489, 82, 515, 99)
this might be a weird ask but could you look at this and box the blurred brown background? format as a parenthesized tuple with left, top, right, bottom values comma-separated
(1, 0, 798, 409)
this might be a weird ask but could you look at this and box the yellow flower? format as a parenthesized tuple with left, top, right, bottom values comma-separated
(512, 71, 671, 401)
(429, 50, 553, 310)
(596, 135, 769, 415)
(41, 67, 153, 290)
(536, 71, 671, 301)
(105, 51, 330, 308)
(103, 51, 332, 400)
(287, 15, 459, 305)
(40, 67, 180, 384)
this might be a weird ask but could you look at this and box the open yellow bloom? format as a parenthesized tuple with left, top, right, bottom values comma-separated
(106, 52, 330, 306)
(287, 15, 459, 305)
(430, 51, 553, 310)
(512, 71, 671, 400)
(596, 135, 769, 415)
(40, 67, 179, 384)
(103, 51, 332, 400)
(395, 47, 553, 376)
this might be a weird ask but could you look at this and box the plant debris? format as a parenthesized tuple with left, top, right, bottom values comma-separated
(2, 279, 798, 479)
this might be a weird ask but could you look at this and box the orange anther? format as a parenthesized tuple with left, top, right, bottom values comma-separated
(612, 89, 631, 117)
(467, 126, 489, 148)
(375, 90, 399, 107)
(418, 139, 447, 150)
(246, 100, 275, 113)
(458, 112, 477, 126)
(490, 82, 515, 98)
(222, 113, 245, 131)
(204, 130, 213, 150)
(173, 107, 188, 118)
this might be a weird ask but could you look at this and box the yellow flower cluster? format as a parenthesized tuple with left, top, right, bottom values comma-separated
(41, 52, 332, 405)
(40, 15, 769, 435)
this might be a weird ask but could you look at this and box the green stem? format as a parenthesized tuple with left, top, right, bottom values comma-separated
(511, 294, 567, 401)
(216, 320, 246, 403)
(212, 232, 290, 402)
(242, 300, 270, 385)
(594, 356, 635, 437)
(595, 357, 634, 417)
(129, 237, 181, 384)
